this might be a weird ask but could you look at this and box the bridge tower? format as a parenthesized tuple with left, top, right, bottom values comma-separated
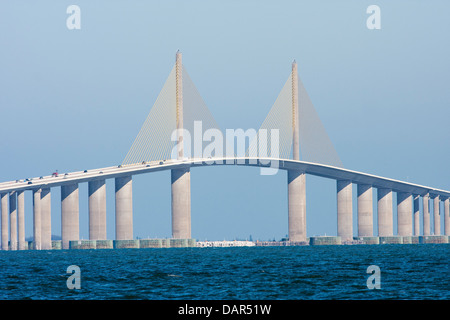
(171, 51, 191, 239)
(287, 61, 306, 242)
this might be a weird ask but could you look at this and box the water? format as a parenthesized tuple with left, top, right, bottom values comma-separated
(0, 245, 448, 300)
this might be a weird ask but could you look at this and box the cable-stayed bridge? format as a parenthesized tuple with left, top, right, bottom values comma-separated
(1, 51, 449, 250)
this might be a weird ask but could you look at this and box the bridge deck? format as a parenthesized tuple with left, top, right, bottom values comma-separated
(0, 157, 449, 198)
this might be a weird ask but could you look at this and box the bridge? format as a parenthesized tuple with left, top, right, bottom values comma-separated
(1, 51, 449, 250)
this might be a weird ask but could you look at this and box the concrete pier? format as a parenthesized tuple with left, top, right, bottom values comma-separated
(115, 176, 133, 240)
(288, 170, 306, 242)
(17, 191, 26, 250)
(1, 193, 8, 250)
(397, 192, 412, 236)
(9, 192, 17, 250)
(377, 188, 393, 236)
(171, 168, 191, 239)
(413, 195, 420, 236)
(89, 179, 107, 240)
(41, 188, 52, 250)
(357, 184, 373, 237)
(171, 51, 192, 239)
(445, 198, 450, 236)
(33, 189, 42, 250)
(337, 180, 353, 242)
(423, 194, 430, 236)
(287, 61, 306, 242)
(61, 184, 79, 250)
(433, 196, 440, 235)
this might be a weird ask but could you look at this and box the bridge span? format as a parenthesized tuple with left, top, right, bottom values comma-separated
(1, 156, 449, 250)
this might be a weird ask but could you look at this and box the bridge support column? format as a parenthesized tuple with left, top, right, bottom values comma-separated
(377, 188, 393, 236)
(9, 192, 17, 250)
(171, 169, 191, 239)
(423, 194, 430, 236)
(1, 193, 8, 250)
(337, 180, 353, 242)
(444, 198, 450, 236)
(41, 188, 51, 250)
(433, 195, 440, 235)
(413, 195, 420, 236)
(17, 191, 26, 250)
(89, 179, 107, 240)
(357, 184, 373, 237)
(288, 170, 306, 242)
(115, 176, 133, 240)
(33, 189, 42, 250)
(397, 192, 412, 236)
(61, 184, 79, 249)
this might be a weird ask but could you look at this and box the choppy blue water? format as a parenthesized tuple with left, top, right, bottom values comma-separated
(0, 244, 449, 300)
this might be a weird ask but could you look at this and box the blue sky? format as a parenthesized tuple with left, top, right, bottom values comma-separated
(0, 1, 449, 241)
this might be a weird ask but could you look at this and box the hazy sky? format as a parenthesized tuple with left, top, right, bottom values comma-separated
(0, 1, 449, 241)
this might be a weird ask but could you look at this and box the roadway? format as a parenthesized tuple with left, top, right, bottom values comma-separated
(0, 157, 449, 198)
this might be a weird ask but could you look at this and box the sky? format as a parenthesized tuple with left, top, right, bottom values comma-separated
(0, 1, 449, 241)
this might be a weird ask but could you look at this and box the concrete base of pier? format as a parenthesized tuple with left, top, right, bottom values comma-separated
(419, 235, 448, 244)
(169, 238, 196, 248)
(410, 236, 420, 244)
(70, 240, 97, 249)
(161, 239, 170, 248)
(402, 236, 414, 244)
(113, 240, 140, 249)
(52, 240, 61, 250)
(139, 239, 164, 248)
(309, 236, 341, 245)
(62, 239, 198, 249)
(96, 240, 114, 249)
(379, 236, 403, 244)
(353, 236, 380, 245)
